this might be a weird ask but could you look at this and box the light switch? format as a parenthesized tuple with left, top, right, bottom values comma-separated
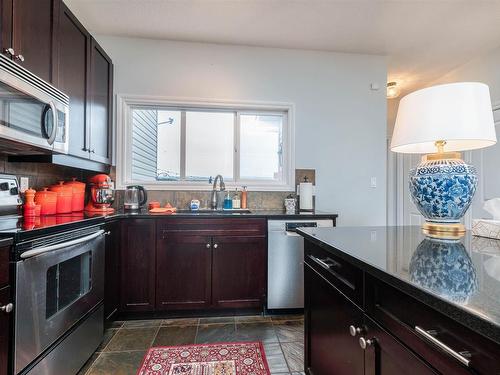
(370, 177, 377, 188)
(20, 177, 29, 193)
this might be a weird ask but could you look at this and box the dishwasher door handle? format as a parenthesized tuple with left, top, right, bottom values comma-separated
(20, 229, 105, 259)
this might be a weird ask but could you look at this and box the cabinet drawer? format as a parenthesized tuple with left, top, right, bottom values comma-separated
(157, 218, 266, 238)
(365, 274, 500, 375)
(304, 241, 363, 306)
(0, 245, 9, 288)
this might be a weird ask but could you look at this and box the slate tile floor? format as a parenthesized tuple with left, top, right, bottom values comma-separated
(78, 314, 305, 375)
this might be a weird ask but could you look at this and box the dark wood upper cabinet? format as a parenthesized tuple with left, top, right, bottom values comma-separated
(212, 235, 266, 309)
(88, 38, 112, 164)
(156, 233, 212, 310)
(56, 3, 90, 159)
(0, 0, 13, 58)
(304, 263, 364, 375)
(11, 0, 55, 82)
(120, 219, 156, 312)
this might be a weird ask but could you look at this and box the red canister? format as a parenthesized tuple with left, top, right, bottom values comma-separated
(35, 188, 57, 215)
(50, 181, 73, 214)
(65, 178, 86, 212)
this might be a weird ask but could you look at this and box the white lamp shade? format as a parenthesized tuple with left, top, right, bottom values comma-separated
(391, 82, 497, 153)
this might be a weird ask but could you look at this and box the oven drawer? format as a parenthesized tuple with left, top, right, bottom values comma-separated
(304, 241, 363, 306)
(365, 274, 500, 375)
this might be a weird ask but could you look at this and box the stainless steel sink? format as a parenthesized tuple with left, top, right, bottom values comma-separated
(177, 209, 252, 214)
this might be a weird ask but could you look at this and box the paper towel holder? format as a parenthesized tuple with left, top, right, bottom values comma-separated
(298, 176, 314, 212)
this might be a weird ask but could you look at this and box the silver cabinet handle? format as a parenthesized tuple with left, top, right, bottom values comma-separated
(15, 54, 24, 62)
(104, 231, 111, 236)
(91, 149, 96, 153)
(415, 326, 471, 367)
(21, 229, 105, 259)
(4, 47, 14, 56)
(213, 243, 218, 249)
(0, 303, 13, 314)
(349, 325, 363, 337)
(310, 256, 331, 269)
(206, 243, 211, 248)
(359, 337, 374, 349)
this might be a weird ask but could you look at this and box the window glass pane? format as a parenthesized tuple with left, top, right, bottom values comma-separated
(185, 111, 234, 180)
(157, 110, 181, 180)
(240, 114, 283, 180)
(131, 108, 159, 181)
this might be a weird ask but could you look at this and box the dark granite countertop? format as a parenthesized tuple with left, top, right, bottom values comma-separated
(298, 226, 500, 345)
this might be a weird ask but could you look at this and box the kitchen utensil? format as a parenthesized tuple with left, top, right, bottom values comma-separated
(124, 185, 147, 210)
(84, 174, 115, 214)
(49, 182, 73, 213)
(35, 188, 57, 215)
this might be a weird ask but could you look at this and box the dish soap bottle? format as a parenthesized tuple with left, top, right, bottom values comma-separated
(223, 191, 233, 209)
(241, 186, 248, 209)
(232, 188, 241, 209)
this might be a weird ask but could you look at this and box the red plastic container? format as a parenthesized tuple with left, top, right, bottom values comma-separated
(65, 178, 86, 212)
(50, 181, 73, 214)
(35, 188, 58, 215)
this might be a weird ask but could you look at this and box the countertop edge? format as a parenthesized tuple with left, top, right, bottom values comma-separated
(297, 228, 500, 346)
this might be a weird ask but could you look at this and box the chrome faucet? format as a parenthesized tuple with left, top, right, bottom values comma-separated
(209, 175, 225, 209)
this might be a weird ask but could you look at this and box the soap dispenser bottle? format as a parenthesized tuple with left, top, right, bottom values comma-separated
(223, 191, 233, 209)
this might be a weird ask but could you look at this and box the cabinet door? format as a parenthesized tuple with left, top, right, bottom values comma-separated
(120, 219, 156, 312)
(104, 220, 120, 320)
(0, 286, 11, 375)
(56, 3, 90, 159)
(12, 0, 54, 82)
(0, 0, 12, 58)
(304, 263, 364, 375)
(212, 235, 266, 309)
(363, 316, 437, 375)
(88, 38, 112, 164)
(156, 233, 212, 310)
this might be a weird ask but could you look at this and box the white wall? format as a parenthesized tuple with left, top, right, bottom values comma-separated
(97, 36, 387, 226)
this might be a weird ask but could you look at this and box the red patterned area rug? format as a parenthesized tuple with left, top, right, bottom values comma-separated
(137, 341, 271, 375)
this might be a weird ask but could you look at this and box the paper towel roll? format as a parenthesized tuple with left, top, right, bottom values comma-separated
(299, 182, 313, 211)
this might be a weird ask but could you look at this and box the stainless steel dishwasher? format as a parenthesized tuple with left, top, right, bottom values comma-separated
(267, 219, 334, 309)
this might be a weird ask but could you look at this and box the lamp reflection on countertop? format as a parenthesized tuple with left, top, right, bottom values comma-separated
(409, 236, 478, 304)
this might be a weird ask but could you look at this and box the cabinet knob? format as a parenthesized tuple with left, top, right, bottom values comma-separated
(0, 303, 14, 314)
(213, 243, 218, 249)
(349, 325, 363, 337)
(359, 337, 374, 350)
(4, 47, 14, 56)
(15, 54, 24, 62)
(206, 243, 211, 248)
(91, 149, 96, 153)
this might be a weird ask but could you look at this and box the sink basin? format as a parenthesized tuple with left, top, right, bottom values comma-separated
(177, 209, 252, 214)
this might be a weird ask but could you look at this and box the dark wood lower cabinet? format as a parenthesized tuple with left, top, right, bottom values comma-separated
(212, 236, 266, 309)
(0, 286, 11, 375)
(104, 220, 121, 320)
(305, 263, 364, 375)
(156, 234, 212, 310)
(120, 219, 156, 312)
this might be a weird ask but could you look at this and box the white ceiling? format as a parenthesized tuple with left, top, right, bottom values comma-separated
(65, 0, 500, 94)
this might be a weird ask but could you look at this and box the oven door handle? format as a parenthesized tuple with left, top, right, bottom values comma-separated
(20, 229, 105, 259)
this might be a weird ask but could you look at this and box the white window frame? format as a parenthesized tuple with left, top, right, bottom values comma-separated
(116, 95, 295, 191)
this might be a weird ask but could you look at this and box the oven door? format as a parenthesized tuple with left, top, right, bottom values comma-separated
(14, 229, 105, 374)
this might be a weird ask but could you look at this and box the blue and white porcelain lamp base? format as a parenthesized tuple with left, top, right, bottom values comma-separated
(409, 143, 477, 239)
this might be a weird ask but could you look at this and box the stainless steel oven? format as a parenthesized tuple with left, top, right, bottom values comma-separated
(14, 226, 105, 374)
(0, 53, 69, 154)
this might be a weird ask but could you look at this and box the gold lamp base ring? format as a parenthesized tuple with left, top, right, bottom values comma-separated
(422, 222, 466, 239)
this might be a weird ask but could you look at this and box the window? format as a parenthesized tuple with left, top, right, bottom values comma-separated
(118, 97, 294, 190)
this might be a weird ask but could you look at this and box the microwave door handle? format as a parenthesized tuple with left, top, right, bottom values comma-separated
(20, 229, 105, 259)
(46, 101, 57, 145)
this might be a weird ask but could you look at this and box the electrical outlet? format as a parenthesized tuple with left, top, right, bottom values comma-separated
(370, 177, 377, 188)
(20, 177, 29, 193)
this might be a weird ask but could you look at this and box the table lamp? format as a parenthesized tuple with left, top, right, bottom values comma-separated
(391, 82, 497, 237)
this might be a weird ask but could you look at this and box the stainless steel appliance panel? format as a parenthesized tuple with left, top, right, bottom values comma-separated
(267, 219, 333, 309)
(15, 229, 105, 374)
(25, 305, 104, 375)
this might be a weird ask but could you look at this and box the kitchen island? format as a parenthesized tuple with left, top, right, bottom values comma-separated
(298, 226, 500, 375)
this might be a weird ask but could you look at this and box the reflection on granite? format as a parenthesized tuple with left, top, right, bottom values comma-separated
(409, 238, 477, 303)
(298, 226, 500, 339)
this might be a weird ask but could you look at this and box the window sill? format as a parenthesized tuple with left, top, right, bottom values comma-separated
(116, 181, 295, 192)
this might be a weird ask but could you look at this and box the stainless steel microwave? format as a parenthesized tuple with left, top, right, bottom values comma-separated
(0, 54, 69, 154)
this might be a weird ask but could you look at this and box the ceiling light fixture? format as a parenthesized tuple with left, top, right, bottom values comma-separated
(387, 82, 400, 99)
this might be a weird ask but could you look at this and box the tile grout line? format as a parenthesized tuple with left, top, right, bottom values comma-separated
(272, 320, 292, 374)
